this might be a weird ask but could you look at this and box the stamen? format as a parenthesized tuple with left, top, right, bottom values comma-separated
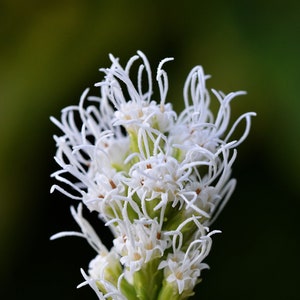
(109, 179, 117, 189)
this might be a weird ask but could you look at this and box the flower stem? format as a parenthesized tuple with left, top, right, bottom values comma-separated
(133, 258, 163, 300)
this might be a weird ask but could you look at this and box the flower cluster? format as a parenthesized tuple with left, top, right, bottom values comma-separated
(51, 51, 255, 299)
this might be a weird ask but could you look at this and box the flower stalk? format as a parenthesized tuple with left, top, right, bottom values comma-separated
(50, 51, 255, 299)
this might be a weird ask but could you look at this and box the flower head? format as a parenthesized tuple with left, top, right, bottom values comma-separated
(51, 51, 255, 299)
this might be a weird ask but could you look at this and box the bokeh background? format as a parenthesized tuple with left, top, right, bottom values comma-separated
(1, 0, 299, 299)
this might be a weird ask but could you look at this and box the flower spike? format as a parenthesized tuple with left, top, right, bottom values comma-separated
(51, 51, 255, 299)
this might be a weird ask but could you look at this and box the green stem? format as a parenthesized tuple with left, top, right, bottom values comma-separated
(120, 277, 139, 300)
(156, 279, 181, 300)
(133, 258, 163, 300)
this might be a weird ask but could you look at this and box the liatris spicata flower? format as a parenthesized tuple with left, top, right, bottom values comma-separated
(50, 51, 255, 299)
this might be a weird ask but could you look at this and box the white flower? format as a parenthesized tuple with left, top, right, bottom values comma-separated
(78, 268, 126, 300)
(51, 51, 255, 298)
(88, 249, 122, 284)
(110, 206, 171, 275)
(158, 216, 219, 295)
(126, 153, 184, 220)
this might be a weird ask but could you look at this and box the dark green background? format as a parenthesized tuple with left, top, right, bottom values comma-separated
(1, 0, 299, 299)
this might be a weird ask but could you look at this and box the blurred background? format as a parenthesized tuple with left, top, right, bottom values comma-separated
(1, 0, 299, 299)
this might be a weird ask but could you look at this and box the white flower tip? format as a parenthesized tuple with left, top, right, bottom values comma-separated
(49, 116, 56, 123)
(49, 232, 62, 240)
(108, 53, 119, 62)
(77, 268, 89, 289)
(207, 229, 222, 236)
(50, 185, 56, 193)
(136, 50, 144, 56)
(49, 231, 69, 240)
(81, 88, 90, 99)
(160, 57, 174, 64)
(157, 57, 174, 73)
(236, 90, 247, 96)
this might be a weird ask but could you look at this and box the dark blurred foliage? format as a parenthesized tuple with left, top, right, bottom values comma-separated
(0, 0, 299, 299)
